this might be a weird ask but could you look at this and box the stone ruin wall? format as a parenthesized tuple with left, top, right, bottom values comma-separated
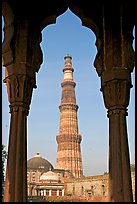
(66, 172, 135, 201)
(66, 174, 108, 200)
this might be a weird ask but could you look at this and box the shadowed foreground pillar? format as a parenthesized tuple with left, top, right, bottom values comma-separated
(101, 69, 133, 202)
(94, 2, 135, 201)
(3, 75, 37, 202)
(2, 2, 43, 201)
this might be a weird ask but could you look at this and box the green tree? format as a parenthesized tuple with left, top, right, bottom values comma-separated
(103, 171, 108, 175)
(2, 145, 7, 196)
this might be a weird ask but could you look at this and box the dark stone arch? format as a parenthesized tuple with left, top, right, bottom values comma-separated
(2, 1, 14, 67)
(2, 0, 135, 202)
(39, 2, 99, 38)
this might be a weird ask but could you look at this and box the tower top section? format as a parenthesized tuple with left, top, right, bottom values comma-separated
(63, 54, 74, 73)
(64, 54, 72, 64)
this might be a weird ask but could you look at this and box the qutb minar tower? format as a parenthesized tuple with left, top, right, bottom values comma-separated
(56, 55, 83, 178)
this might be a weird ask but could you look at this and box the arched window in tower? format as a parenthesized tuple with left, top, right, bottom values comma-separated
(91, 185, 94, 195)
(102, 184, 105, 196)
(73, 185, 75, 195)
(81, 186, 84, 195)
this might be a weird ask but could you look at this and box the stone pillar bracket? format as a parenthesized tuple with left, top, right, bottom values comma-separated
(100, 68, 133, 110)
(4, 74, 36, 116)
(107, 107, 128, 118)
(9, 105, 29, 116)
(101, 68, 132, 86)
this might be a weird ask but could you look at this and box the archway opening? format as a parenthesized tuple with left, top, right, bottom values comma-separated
(28, 8, 108, 176)
(2, 9, 135, 179)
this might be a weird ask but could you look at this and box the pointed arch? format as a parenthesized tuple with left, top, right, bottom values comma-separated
(2, 2, 14, 67)
(40, 3, 99, 38)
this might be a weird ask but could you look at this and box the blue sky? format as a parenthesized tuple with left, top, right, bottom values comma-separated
(2, 9, 135, 176)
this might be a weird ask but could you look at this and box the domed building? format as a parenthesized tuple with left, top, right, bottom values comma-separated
(27, 153, 73, 197)
(27, 153, 135, 201)
(27, 152, 53, 172)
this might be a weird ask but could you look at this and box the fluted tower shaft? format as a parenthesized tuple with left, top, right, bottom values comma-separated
(56, 55, 83, 178)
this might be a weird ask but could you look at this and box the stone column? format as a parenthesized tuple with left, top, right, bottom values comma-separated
(62, 189, 64, 196)
(49, 190, 52, 196)
(94, 2, 135, 202)
(3, 75, 36, 202)
(44, 190, 46, 196)
(57, 189, 59, 196)
(2, 2, 43, 202)
(101, 69, 133, 201)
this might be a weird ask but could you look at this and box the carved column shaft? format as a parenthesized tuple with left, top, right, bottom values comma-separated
(2, 3, 43, 201)
(108, 108, 133, 201)
(101, 69, 133, 202)
(3, 75, 36, 202)
(94, 2, 134, 201)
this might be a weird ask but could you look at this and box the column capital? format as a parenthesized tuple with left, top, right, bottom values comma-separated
(4, 74, 36, 116)
(100, 69, 132, 111)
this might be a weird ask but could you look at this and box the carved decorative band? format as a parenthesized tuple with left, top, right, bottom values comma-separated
(63, 67, 74, 72)
(59, 104, 78, 111)
(56, 134, 82, 143)
(107, 107, 128, 117)
(61, 80, 76, 87)
(9, 105, 29, 115)
(58, 145, 80, 151)
(56, 157, 82, 162)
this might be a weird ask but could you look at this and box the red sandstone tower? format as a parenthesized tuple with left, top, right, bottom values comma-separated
(56, 55, 83, 178)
